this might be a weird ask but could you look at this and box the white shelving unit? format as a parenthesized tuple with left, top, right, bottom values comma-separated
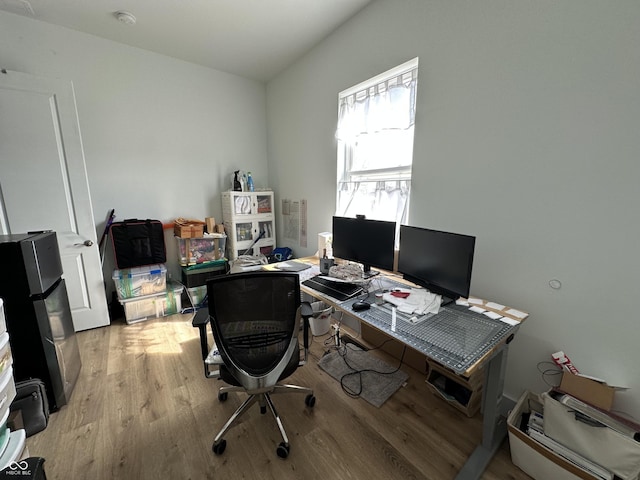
(222, 191, 276, 261)
(0, 298, 28, 469)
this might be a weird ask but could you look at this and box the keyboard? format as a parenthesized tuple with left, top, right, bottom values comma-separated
(301, 276, 363, 301)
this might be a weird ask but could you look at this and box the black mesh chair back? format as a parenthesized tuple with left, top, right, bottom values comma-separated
(197, 270, 316, 458)
(208, 272, 300, 389)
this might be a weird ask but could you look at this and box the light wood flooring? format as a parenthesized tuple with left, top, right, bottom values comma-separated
(26, 313, 531, 479)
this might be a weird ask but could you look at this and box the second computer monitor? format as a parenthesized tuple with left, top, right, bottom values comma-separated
(397, 225, 475, 302)
(332, 216, 396, 277)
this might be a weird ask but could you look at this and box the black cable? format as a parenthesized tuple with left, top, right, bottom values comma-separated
(338, 342, 407, 399)
(537, 361, 563, 387)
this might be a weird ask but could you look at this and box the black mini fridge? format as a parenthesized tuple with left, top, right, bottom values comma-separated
(0, 231, 81, 412)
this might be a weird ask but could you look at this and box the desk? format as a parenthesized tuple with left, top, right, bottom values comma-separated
(279, 257, 528, 480)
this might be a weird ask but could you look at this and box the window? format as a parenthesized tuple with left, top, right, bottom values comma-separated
(335, 58, 418, 226)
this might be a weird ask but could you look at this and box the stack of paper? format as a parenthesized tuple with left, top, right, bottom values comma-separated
(382, 288, 440, 315)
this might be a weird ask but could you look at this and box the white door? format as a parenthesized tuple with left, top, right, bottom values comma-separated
(0, 69, 110, 331)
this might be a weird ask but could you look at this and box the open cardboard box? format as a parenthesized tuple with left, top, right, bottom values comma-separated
(558, 372, 626, 411)
(508, 390, 600, 480)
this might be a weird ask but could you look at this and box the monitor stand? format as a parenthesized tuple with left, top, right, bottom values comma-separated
(362, 269, 379, 279)
(440, 296, 454, 306)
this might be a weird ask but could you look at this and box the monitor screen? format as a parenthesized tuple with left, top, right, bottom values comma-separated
(397, 225, 475, 301)
(332, 216, 396, 276)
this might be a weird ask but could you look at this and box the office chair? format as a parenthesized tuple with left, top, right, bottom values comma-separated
(193, 271, 316, 459)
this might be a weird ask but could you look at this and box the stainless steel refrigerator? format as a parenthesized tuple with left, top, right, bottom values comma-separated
(0, 231, 81, 412)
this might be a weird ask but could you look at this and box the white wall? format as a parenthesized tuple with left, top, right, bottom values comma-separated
(0, 11, 268, 282)
(267, 0, 640, 417)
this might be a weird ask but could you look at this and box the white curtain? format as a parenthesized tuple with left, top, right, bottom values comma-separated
(337, 180, 410, 222)
(336, 64, 418, 224)
(336, 67, 418, 141)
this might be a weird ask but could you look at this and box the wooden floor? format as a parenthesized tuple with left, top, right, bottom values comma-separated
(26, 313, 531, 479)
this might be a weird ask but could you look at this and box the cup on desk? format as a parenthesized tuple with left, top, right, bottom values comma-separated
(320, 257, 334, 274)
(375, 293, 384, 305)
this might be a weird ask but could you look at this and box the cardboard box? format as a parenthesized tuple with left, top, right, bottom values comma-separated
(543, 391, 640, 480)
(174, 218, 205, 238)
(507, 390, 599, 480)
(425, 359, 483, 417)
(559, 372, 615, 411)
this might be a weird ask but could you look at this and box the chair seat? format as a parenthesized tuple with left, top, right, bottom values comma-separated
(219, 343, 300, 387)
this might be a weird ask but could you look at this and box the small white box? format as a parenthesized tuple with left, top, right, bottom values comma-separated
(507, 390, 600, 480)
(318, 232, 332, 258)
(112, 264, 167, 300)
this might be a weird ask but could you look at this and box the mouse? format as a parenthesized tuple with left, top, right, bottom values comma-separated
(352, 301, 370, 311)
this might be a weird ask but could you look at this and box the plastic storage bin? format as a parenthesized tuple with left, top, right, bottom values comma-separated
(176, 234, 226, 266)
(0, 428, 26, 470)
(0, 366, 16, 431)
(112, 264, 167, 300)
(0, 298, 5, 335)
(119, 283, 183, 324)
(186, 286, 207, 307)
(0, 333, 11, 378)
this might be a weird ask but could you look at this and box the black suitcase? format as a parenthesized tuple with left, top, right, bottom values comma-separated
(10, 379, 50, 437)
(109, 219, 166, 269)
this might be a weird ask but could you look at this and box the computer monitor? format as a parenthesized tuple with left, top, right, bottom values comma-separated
(332, 216, 396, 277)
(397, 225, 475, 303)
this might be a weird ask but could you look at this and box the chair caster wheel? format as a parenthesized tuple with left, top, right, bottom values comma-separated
(212, 439, 226, 455)
(218, 392, 228, 402)
(305, 394, 316, 408)
(260, 405, 267, 414)
(276, 442, 290, 459)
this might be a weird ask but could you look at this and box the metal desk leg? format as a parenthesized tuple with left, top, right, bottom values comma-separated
(455, 346, 509, 480)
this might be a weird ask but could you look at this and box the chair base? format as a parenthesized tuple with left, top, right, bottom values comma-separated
(213, 384, 315, 458)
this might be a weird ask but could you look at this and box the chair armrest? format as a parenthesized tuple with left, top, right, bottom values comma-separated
(300, 301, 313, 318)
(192, 308, 211, 362)
(192, 307, 210, 327)
(300, 301, 312, 354)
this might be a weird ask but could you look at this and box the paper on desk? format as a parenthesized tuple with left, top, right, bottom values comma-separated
(469, 305, 486, 314)
(483, 310, 503, 320)
(506, 308, 527, 319)
(382, 288, 440, 315)
(486, 301, 505, 311)
(468, 297, 483, 305)
(499, 317, 519, 326)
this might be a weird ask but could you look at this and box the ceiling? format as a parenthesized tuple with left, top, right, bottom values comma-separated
(0, 0, 372, 82)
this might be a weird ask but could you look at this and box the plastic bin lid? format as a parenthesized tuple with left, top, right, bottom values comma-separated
(112, 263, 167, 279)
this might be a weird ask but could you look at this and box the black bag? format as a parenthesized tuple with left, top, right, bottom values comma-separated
(109, 218, 166, 269)
(10, 379, 50, 437)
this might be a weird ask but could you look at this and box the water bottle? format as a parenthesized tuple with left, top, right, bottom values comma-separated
(246, 172, 255, 192)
